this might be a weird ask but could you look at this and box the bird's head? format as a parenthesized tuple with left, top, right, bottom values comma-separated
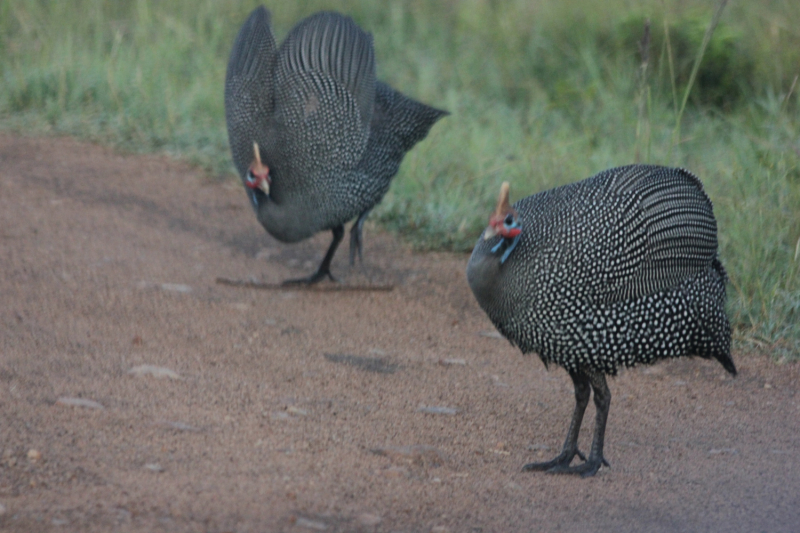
(484, 181, 521, 241)
(245, 142, 271, 195)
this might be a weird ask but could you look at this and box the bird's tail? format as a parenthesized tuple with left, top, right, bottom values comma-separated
(701, 258, 736, 376)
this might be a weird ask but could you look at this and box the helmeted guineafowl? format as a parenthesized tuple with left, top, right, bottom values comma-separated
(466, 164, 736, 477)
(225, 6, 447, 284)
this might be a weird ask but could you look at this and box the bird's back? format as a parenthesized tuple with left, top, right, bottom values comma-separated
(468, 165, 734, 375)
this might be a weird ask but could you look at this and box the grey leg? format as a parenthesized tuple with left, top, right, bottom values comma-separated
(282, 225, 344, 285)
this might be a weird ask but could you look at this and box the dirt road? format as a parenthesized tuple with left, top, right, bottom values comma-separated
(1, 134, 798, 532)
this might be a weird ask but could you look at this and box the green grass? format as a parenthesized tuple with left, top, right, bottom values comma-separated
(1, 0, 798, 358)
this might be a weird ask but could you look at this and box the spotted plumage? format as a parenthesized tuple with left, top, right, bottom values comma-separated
(467, 164, 735, 477)
(225, 7, 447, 283)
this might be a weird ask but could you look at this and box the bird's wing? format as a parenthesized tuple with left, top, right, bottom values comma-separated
(274, 11, 375, 130)
(224, 6, 277, 180)
(574, 165, 720, 303)
(266, 12, 377, 199)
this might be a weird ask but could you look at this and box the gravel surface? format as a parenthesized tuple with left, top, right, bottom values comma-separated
(1, 134, 798, 532)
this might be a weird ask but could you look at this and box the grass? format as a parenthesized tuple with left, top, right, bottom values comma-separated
(1, 0, 798, 358)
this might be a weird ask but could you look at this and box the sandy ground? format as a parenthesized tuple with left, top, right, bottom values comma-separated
(1, 133, 799, 533)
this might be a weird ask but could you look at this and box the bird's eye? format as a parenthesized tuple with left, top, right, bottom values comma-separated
(504, 214, 514, 226)
(246, 172, 256, 184)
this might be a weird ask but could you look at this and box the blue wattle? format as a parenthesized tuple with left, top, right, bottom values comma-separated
(500, 234, 521, 264)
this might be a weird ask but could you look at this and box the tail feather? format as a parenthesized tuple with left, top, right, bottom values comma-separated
(369, 82, 448, 156)
(703, 258, 736, 376)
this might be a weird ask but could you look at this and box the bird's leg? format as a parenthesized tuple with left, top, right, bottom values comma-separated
(523, 371, 590, 472)
(282, 225, 344, 285)
(349, 209, 372, 266)
(546, 370, 612, 477)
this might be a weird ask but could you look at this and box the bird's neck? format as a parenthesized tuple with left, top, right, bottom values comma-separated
(466, 248, 506, 312)
(252, 192, 314, 244)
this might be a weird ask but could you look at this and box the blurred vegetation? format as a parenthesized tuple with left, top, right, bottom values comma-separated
(1, 0, 798, 358)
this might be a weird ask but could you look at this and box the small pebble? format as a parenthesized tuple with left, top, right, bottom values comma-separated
(286, 406, 308, 417)
(0, 502, 6, 516)
(708, 448, 738, 455)
(56, 397, 105, 410)
(3, 450, 16, 467)
(380, 466, 409, 478)
(144, 463, 163, 472)
(357, 513, 382, 527)
(128, 365, 182, 380)
(490, 374, 510, 386)
(439, 358, 466, 366)
(136, 281, 192, 293)
(295, 517, 327, 531)
(27, 449, 42, 463)
(159, 283, 192, 293)
(153, 421, 200, 432)
(417, 405, 458, 416)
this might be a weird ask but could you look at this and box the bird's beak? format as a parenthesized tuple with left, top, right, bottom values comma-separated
(484, 181, 512, 240)
(252, 142, 271, 195)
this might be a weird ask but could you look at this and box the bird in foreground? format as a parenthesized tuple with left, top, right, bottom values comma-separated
(225, 6, 447, 284)
(467, 165, 736, 477)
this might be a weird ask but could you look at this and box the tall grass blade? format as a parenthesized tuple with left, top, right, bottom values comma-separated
(635, 19, 651, 163)
(669, 0, 729, 158)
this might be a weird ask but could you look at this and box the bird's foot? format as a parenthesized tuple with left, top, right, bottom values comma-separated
(543, 454, 610, 478)
(281, 268, 336, 286)
(522, 448, 586, 472)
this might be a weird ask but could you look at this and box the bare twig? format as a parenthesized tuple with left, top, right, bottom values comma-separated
(669, 0, 729, 160)
(782, 73, 798, 112)
(215, 277, 395, 292)
(663, 16, 678, 117)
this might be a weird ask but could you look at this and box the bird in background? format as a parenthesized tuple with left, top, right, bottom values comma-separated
(225, 6, 447, 284)
(467, 165, 736, 477)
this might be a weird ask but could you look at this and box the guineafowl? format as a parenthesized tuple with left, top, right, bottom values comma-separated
(225, 6, 447, 284)
(467, 165, 736, 477)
